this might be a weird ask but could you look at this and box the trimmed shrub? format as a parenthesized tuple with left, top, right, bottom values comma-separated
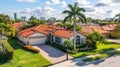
(23, 45, 40, 53)
(110, 25, 120, 39)
(0, 40, 14, 62)
(52, 43, 78, 54)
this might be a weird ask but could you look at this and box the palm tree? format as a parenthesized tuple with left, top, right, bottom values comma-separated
(28, 16, 39, 26)
(114, 13, 120, 23)
(62, 2, 86, 49)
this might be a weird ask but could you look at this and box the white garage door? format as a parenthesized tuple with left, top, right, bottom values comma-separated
(29, 37, 46, 45)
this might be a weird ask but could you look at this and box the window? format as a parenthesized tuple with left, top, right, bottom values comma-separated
(55, 37, 61, 44)
(76, 35, 80, 44)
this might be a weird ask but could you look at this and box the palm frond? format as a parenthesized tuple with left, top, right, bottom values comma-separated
(77, 13, 86, 23)
(63, 14, 72, 23)
(77, 7, 85, 13)
(68, 4, 74, 12)
(74, 2, 78, 12)
(78, 16, 86, 23)
(62, 10, 72, 14)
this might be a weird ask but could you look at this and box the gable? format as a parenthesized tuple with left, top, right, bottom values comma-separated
(28, 32, 46, 37)
(69, 32, 86, 40)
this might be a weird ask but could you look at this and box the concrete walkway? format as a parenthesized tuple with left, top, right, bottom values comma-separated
(32, 44, 73, 64)
(107, 39, 120, 44)
(49, 48, 120, 67)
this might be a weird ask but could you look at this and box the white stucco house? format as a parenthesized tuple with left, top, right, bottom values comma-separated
(17, 25, 86, 45)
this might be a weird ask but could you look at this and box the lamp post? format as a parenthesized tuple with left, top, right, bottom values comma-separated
(66, 45, 68, 60)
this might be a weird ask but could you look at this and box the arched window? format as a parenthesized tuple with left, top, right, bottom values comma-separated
(76, 35, 80, 44)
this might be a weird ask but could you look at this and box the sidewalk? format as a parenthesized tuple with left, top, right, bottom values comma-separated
(107, 39, 120, 44)
(49, 48, 120, 67)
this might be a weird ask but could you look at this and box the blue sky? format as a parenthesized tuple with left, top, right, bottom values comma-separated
(0, 0, 120, 20)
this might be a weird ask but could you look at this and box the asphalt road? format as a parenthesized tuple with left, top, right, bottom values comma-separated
(50, 55, 120, 67)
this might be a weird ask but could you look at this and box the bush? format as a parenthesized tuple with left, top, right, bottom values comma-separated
(51, 43, 78, 54)
(23, 45, 40, 53)
(0, 40, 14, 62)
(110, 25, 120, 39)
(86, 32, 106, 49)
(45, 41, 51, 45)
(110, 32, 120, 39)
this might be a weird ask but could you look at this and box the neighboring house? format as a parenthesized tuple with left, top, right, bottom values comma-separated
(81, 24, 118, 37)
(12, 22, 26, 31)
(17, 25, 86, 45)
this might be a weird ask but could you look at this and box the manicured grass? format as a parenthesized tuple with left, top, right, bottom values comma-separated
(83, 54, 108, 62)
(83, 51, 120, 62)
(0, 37, 51, 67)
(71, 42, 120, 58)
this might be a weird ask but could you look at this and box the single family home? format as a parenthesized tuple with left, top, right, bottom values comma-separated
(17, 25, 86, 45)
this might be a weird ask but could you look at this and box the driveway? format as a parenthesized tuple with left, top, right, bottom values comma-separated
(32, 44, 73, 64)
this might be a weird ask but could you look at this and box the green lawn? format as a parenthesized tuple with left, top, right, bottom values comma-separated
(83, 51, 120, 62)
(71, 42, 120, 58)
(0, 37, 51, 67)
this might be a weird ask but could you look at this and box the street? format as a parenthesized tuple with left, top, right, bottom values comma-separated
(50, 55, 120, 67)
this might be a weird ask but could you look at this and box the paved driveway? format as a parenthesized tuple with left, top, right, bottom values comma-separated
(32, 44, 73, 64)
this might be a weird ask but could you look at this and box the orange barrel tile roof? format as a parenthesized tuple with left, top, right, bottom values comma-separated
(53, 29, 73, 38)
(12, 22, 25, 29)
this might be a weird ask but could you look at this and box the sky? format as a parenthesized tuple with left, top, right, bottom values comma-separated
(0, 0, 120, 20)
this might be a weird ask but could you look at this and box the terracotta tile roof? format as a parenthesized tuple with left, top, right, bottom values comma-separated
(92, 28, 109, 33)
(18, 24, 119, 38)
(53, 29, 73, 38)
(102, 25, 114, 31)
(81, 26, 94, 34)
(12, 22, 25, 29)
(81, 25, 109, 35)
(18, 26, 37, 37)
(34, 25, 58, 35)
(18, 25, 58, 37)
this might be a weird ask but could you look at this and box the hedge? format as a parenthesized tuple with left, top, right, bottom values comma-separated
(23, 45, 40, 53)
(1, 40, 14, 52)
(0, 40, 14, 62)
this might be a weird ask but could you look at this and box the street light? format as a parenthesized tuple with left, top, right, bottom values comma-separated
(66, 45, 68, 60)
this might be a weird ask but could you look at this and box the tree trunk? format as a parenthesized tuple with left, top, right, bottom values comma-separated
(73, 22, 76, 50)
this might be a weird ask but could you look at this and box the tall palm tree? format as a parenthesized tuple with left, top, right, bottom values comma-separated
(62, 2, 86, 49)
(114, 13, 120, 23)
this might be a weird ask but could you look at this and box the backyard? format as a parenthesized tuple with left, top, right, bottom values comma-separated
(0, 37, 51, 67)
(71, 42, 120, 58)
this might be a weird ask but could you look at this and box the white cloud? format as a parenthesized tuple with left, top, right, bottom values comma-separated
(76, 0, 90, 5)
(17, 0, 36, 2)
(20, 6, 58, 19)
(84, 6, 120, 19)
(113, 0, 120, 3)
(95, 3, 109, 7)
(61, 1, 67, 7)
(95, 0, 117, 7)
(45, 0, 60, 5)
(21, 8, 33, 13)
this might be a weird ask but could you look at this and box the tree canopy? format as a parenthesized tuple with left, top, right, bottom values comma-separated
(86, 32, 106, 49)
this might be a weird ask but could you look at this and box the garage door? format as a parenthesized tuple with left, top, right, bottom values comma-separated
(29, 37, 46, 45)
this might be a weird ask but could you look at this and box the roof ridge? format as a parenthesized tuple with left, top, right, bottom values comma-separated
(34, 25, 41, 31)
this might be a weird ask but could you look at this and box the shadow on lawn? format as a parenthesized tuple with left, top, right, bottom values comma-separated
(103, 41, 120, 45)
(7, 37, 22, 50)
(99, 48, 115, 54)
